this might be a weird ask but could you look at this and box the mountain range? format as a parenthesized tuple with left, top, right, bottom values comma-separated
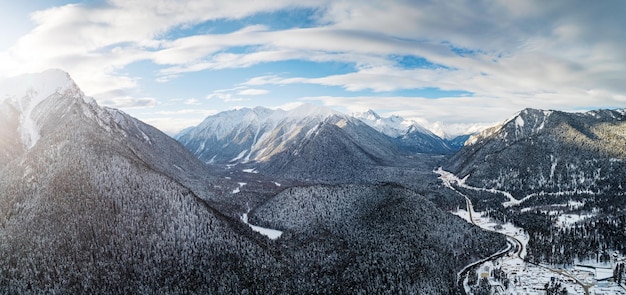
(4, 69, 626, 293)
(175, 104, 457, 182)
(0, 70, 504, 293)
(351, 109, 455, 154)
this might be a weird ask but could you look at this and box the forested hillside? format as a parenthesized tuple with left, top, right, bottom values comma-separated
(0, 70, 507, 293)
(446, 108, 626, 199)
(250, 184, 507, 294)
(0, 72, 284, 293)
(446, 107, 626, 271)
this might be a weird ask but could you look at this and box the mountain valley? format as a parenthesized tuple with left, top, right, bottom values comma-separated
(0, 70, 506, 294)
(1, 70, 626, 294)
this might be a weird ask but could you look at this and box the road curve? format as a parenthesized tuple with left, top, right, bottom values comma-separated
(454, 186, 524, 294)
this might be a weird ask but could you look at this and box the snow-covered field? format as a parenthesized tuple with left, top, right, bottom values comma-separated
(240, 213, 283, 240)
(439, 167, 626, 294)
(455, 208, 626, 294)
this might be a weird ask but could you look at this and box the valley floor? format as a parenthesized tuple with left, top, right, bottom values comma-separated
(456, 208, 626, 294)
(440, 166, 626, 295)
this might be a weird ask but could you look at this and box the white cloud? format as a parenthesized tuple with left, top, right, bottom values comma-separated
(206, 88, 248, 102)
(206, 86, 269, 101)
(0, 0, 624, 129)
(99, 96, 158, 108)
(184, 98, 201, 105)
(0, 1, 322, 96)
(270, 101, 307, 111)
(238, 88, 268, 96)
(244, 66, 460, 92)
(152, 109, 217, 116)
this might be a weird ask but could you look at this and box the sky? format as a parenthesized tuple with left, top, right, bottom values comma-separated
(0, 0, 625, 137)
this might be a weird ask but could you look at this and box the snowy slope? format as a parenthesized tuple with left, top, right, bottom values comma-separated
(177, 104, 366, 164)
(446, 107, 626, 199)
(352, 109, 454, 154)
(0, 69, 87, 149)
(176, 104, 402, 181)
(0, 70, 292, 293)
(0, 70, 225, 198)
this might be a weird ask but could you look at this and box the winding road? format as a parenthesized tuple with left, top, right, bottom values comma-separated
(442, 168, 595, 295)
(454, 189, 524, 294)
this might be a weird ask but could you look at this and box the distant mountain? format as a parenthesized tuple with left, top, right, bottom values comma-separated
(445, 108, 626, 199)
(443, 134, 471, 150)
(176, 105, 402, 182)
(352, 109, 454, 154)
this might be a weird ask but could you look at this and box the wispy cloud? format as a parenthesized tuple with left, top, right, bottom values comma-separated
(183, 98, 201, 105)
(1, 0, 625, 133)
(100, 96, 158, 108)
(238, 88, 269, 96)
(152, 109, 218, 116)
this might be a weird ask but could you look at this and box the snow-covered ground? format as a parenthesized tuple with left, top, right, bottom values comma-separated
(453, 209, 529, 260)
(555, 213, 596, 228)
(440, 167, 626, 294)
(240, 213, 283, 240)
(435, 167, 519, 206)
(455, 209, 626, 294)
(232, 182, 246, 194)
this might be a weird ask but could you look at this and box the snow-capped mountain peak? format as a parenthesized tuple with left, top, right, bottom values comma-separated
(282, 103, 342, 120)
(352, 109, 413, 138)
(0, 69, 86, 148)
(353, 109, 442, 138)
(351, 109, 455, 154)
(465, 108, 555, 146)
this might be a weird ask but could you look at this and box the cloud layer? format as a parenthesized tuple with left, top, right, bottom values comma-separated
(1, 0, 625, 135)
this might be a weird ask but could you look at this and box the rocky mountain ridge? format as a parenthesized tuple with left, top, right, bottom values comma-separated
(176, 106, 460, 181)
(446, 107, 626, 200)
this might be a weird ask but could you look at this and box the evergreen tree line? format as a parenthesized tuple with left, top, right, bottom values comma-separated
(525, 215, 626, 266)
(251, 183, 507, 294)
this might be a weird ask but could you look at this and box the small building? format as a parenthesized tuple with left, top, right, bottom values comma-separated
(479, 264, 492, 279)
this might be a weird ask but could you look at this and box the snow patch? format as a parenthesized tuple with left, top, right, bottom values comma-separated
(549, 154, 558, 181)
(240, 213, 283, 240)
(435, 167, 519, 206)
(515, 116, 525, 128)
(335, 118, 348, 128)
(556, 213, 596, 228)
(231, 150, 248, 162)
(232, 182, 247, 194)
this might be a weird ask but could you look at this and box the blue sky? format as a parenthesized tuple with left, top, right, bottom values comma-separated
(1, 1, 625, 137)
